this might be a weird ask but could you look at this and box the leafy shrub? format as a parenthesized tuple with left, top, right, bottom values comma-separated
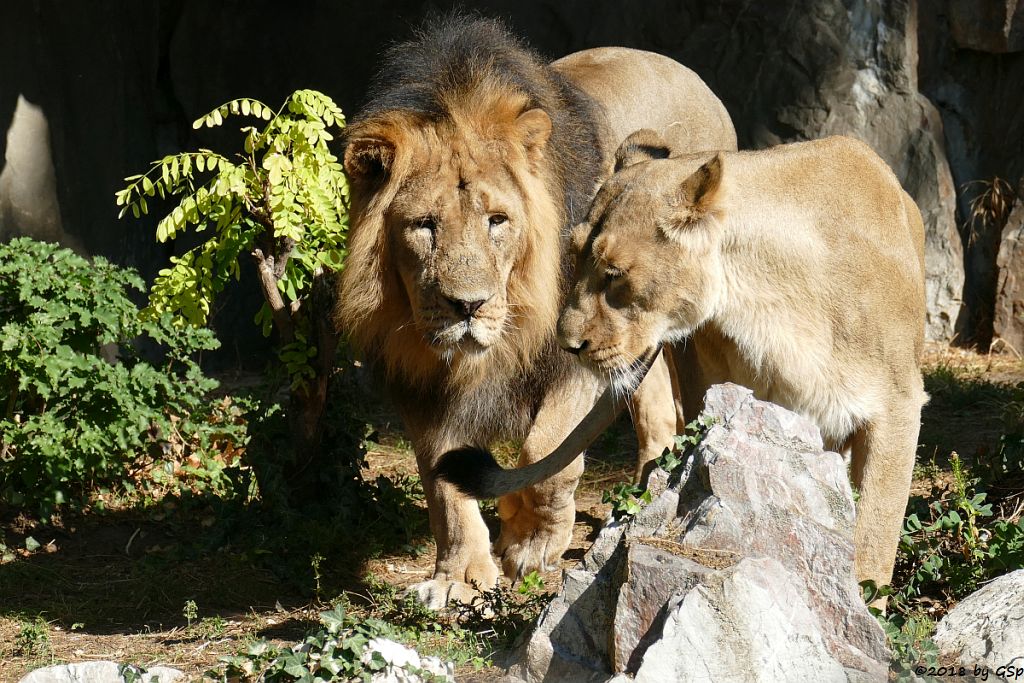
(0, 238, 246, 513)
(896, 452, 1024, 605)
(869, 448, 1024, 676)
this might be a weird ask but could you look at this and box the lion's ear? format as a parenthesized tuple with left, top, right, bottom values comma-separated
(515, 108, 552, 163)
(661, 153, 725, 237)
(344, 136, 396, 184)
(614, 129, 671, 172)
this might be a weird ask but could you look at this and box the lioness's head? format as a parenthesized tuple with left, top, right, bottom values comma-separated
(338, 88, 564, 387)
(558, 129, 727, 390)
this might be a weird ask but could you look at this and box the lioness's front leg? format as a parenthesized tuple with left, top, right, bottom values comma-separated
(496, 371, 601, 579)
(629, 352, 678, 484)
(406, 432, 500, 609)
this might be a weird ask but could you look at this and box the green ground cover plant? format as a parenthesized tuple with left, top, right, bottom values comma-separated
(0, 238, 246, 515)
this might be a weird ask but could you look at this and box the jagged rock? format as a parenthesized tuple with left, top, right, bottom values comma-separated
(993, 198, 1024, 355)
(947, 0, 1024, 53)
(934, 569, 1024, 670)
(504, 383, 889, 683)
(19, 662, 183, 683)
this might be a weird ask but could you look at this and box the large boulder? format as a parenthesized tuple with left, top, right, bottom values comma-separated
(993, 197, 1024, 354)
(934, 569, 1024, 669)
(504, 384, 890, 683)
(918, 2, 1024, 345)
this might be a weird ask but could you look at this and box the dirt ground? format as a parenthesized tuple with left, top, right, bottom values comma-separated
(1, 343, 1022, 682)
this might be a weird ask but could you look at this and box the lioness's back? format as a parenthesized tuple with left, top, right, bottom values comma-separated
(723, 136, 924, 297)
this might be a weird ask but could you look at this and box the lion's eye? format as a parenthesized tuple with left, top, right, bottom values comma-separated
(413, 216, 437, 233)
(488, 213, 508, 228)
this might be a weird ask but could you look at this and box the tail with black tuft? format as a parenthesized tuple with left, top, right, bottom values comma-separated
(431, 376, 641, 500)
(433, 446, 508, 499)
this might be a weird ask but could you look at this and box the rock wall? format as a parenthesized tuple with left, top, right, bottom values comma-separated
(919, 1, 1024, 346)
(2, 0, 1020, 350)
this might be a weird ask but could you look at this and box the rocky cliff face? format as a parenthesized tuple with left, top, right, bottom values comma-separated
(1, 0, 1020, 348)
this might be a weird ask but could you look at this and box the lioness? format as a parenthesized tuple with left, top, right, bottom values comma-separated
(438, 132, 926, 592)
(560, 132, 926, 590)
(337, 17, 736, 607)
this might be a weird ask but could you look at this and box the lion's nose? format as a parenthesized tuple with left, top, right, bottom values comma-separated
(562, 339, 589, 356)
(446, 297, 487, 318)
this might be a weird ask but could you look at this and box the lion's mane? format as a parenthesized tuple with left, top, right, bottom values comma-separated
(336, 16, 605, 399)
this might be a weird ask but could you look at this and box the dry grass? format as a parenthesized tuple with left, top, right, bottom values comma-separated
(961, 176, 1016, 246)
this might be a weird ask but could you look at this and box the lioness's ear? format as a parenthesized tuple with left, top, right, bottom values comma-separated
(614, 129, 671, 172)
(515, 108, 552, 163)
(661, 153, 725, 236)
(344, 136, 396, 184)
(682, 153, 724, 210)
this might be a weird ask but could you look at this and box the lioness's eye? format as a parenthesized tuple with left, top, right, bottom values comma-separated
(413, 216, 437, 232)
(488, 213, 508, 228)
(605, 266, 625, 282)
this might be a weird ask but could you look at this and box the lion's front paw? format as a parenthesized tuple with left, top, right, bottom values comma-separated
(495, 492, 575, 579)
(405, 579, 484, 611)
(405, 553, 500, 611)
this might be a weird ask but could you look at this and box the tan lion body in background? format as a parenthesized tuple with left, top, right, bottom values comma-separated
(336, 17, 736, 607)
(558, 132, 928, 591)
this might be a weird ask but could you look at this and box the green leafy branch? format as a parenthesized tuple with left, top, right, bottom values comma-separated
(115, 90, 349, 389)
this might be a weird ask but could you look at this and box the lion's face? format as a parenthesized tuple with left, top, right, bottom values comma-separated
(387, 145, 531, 357)
(339, 101, 563, 384)
(558, 140, 726, 389)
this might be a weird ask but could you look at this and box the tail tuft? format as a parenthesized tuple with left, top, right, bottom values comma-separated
(433, 446, 505, 499)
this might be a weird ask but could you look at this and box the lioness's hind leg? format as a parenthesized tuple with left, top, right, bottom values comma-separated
(630, 352, 677, 484)
(849, 401, 921, 598)
(496, 373, 601, 579)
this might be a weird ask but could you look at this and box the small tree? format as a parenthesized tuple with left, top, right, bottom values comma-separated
(116, 90, 350, 504)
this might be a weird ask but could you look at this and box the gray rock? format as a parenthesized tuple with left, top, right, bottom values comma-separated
(993, 198, 1024, 355)
(612, 544, 711, 672)
(19, 662, 183, 683)
(934, 569, 1024, 670)
(634, 558, 857, 683)
(359, 638, 455, 682)
(505, 383, 890, 682)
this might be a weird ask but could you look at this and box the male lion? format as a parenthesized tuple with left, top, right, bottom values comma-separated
(554, 132, 927, 591)
(337, 17, 736, 607)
